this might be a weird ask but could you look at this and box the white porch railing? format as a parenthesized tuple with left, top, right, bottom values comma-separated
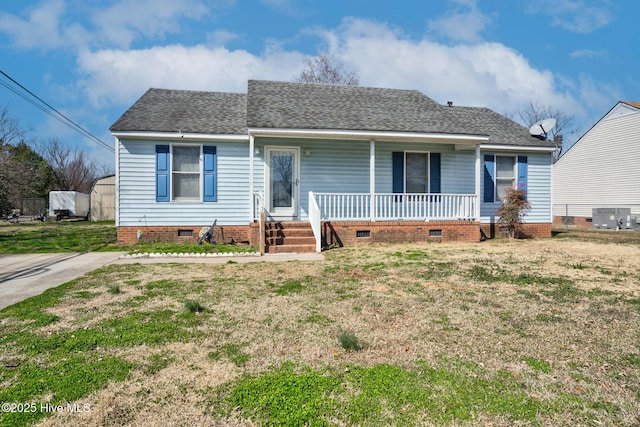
(308, 191, 322, 252)
(311, 192, 477, 221)
(253, 191, 266, 254)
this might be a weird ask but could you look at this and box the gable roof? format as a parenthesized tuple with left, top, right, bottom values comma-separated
(110, 88, 247, 135)
(621, 101, 640, 109)
(111, 80, 554, 148)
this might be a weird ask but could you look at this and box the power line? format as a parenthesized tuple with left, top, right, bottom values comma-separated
(0, 69, 114, 153)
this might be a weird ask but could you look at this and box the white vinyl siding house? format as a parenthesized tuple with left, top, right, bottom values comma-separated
(553, 102, 640, 219)
(111, 80, 556, 249)
(117, 139, 249, 227)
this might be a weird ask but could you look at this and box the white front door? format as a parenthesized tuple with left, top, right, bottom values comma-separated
(266, 147, 299, 220)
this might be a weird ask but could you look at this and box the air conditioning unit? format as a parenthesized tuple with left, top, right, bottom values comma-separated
(592, 208, 637, 230)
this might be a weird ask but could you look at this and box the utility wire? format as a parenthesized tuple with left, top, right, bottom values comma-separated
(0, 69, 114, 153)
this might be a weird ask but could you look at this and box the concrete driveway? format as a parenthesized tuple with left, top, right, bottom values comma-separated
(0, 252, 124, 311)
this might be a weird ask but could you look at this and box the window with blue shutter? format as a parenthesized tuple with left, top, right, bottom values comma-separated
(393, 151, 440, 194)
(517, 155, 528, 199)
(203, 146, 217, 202)
(156, 145, 170, 202)
(483, 155, 495, 203)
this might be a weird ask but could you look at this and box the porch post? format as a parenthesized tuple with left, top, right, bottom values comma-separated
(370, 139, 376, 222)
(475, 144, 481, 220)
(249, 134, 255, 222)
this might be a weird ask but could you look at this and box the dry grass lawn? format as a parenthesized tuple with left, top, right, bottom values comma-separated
(2, 229, 639, 426)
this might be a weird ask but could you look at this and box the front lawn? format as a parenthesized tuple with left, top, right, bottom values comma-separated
(1, 235, 639, 425)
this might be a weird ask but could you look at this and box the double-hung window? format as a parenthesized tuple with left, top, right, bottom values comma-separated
(495, 156, 516, 201)
(483, 154, 528, 202)
(156, 144, 217, 202)
(172, 146, 200, 201)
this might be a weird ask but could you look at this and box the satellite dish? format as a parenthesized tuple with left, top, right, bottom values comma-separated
(529, 118, 556, 139)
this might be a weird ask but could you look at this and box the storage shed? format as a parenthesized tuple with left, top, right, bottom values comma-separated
(90, 174, 116, 221)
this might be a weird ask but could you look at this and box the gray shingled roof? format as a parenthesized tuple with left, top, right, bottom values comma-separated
(247, 80, 553, 147)
(110, 81, 554, 147)
(110, 88, 247, 135)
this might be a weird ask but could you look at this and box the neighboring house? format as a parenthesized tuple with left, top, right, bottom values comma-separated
(553, 101, 640, 227)
(90, 174, 116, 221)
(110, 80, 555, 252)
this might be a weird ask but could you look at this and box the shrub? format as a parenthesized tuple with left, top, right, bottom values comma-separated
(339, 330, 362, 351)
(184, 299, 205, 313)
(496, 188, 531, 238)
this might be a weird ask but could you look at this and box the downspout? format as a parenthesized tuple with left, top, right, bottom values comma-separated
(249, 133, 254, 222)
(475, 144, 481, 221)
(114, 137, 120, 227)
(370, 139, 376, 221)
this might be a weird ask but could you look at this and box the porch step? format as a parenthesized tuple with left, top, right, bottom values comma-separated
(264, 222, 316, 253)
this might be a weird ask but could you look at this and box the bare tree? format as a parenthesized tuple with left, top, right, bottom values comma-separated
(294, 54, 360, 86)
(506, 102, 579, 161)
(0, 106, 27, 146)
(37, 138, 98, 193)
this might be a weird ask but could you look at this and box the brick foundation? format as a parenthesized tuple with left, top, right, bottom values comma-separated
(117, 225, 255, 245)
(553, 215, 592, 228)
(322, 221, 482, 247)
(118, 220, 553, 247)
(479, 223, 552, 239)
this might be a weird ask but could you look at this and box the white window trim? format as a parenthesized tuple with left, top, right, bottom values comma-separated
(404, 151, 430, 194)
(170, 144, 203, 202)
(494, 155, 516, 202)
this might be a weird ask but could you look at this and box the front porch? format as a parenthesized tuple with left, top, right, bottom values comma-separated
(254, 191, 480, 252)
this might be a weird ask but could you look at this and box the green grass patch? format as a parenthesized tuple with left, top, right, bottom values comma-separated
(0, 355, 133, 427)
(338, 330, 362, 351)
(184, 299, 206, 313)
(124, 241, 256, 255)
(143, 351, 175, 375)
(215, 360, 561, 426)
(209, 343, 250, 367)
(272, 279, 304, 296)
(522, 357, 552, 374)
(0, 221, 116, 253)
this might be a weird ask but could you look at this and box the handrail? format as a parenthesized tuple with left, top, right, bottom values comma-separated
(308, 191, 322, 252)
(253, 191, 266, 254)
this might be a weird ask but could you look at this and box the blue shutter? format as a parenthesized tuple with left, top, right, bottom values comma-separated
(483, 155, 495, 203)
(156, 145, 170, 202)
(430, 153, 441, 193)
(517, 155, 528, 198)
(203, 146, 217, 202)
(392, 152, 404, 193)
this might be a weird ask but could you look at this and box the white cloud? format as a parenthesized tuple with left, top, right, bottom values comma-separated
(527, 0, 613, 33)
(90, 0, 209, 49)
(0, 0, 68, 49)
(570, 48, 608, 59)
(206, 30, 240, 47)
(427, 0, 492, 43)
(76, 44, 305, 107)
(0, 0, 211, 51)
(326, 18, 581, 117)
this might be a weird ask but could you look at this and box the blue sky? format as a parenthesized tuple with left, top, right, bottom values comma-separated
(0, 0, 637, 167)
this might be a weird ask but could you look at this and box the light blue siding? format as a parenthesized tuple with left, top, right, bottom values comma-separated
(118, 139, 249, 226)
(254, 138, 370, 220)
(375, 142, 475, 194)
(119, 137, 552, 226)
(480, 152, 551, 223)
